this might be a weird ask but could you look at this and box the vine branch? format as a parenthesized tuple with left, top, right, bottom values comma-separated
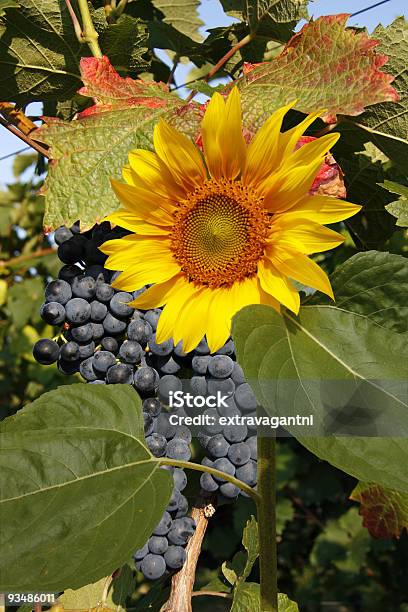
(66, 0, 102, 58)
(0, 117, 50, 159)
(163, 504, 211, 612)
(0, 248, 55, 270)
(186, 33, 253, 102)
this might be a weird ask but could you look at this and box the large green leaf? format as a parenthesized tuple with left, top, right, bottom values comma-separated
(238, 14, 398, 130)
(233, 304, 408, 492)
(151, 0, 203, 43)
(245, 0, 308, 39)
(327, 251, 408, 333)
(0, 0, 82, 103)
(0, 384, 172, 592)
(350, 17, 408, 173)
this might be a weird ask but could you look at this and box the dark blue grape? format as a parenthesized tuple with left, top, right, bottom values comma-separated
(119, 340, 142, 364)
(70, 323, 93, 342)
(231, 363, 245, 385)
(144, 413, 155, 436)
(213, 458, 235, 482)
(95, 282, 114, 303)
(228, 442, 251, 466)
(208, 355, 234, 379)
(79, 356, 98, 382)
(103, 312, 127, 335)
(247, 435, 257, 460)
(54, 226, 73, 245)
(235, 460, 257, 486)
(158, 374, 182, 404)
(155, 413, 177, 439)
(93, 350, 116, 373)
(91, 322, 104, 341)
(85, 264, 109, 281)
(173, 468, 187, 491)
(110, 291, 134, 318)
(60, 341, 80, 362)
(65, 298, 91, 324)
(78, 340, 95, 360)
(134, 543, 148, 560)
(72, 276, 96, 299)
(194, 337, 210, 355)
(144, 309, 161, 331)
(219, 482, 240, 498)
(235, 383, 257, 412)
(100, 336, 118, 354)
(157, 356, 181, 375)
(153, 511, 172, 535)
(190, 376, 207, 396)
(106, 363, 133, 384)
(127, 319, 152, 344)
(33, 339, 60, 365)
(134, 366, 159, 393)
(58, 358, 80, 375)
(58, 264, 83, 283)
(45, 279, 72, 305)
(167, 518, 195, 545)
(164, 546, 186, 570)
(207, 377, 235, 397)
(202, 408, 223, 435)
(57, 234, 87, 264)
(175, 494, 189, 518)
(90, 300, 107, 321)
(141, 554, 166, 580)
(146, 433, 167, 457)
(191, 355, 210, 375)
(200, 472, 219, 492)
(223, 421, 248, 443)
(166, 438, 191, 461)
(40, 301, 65, 325)
(166, 488, 181, 512)
(173, 425, 192, 445)
(215, 339, 235, 356)
(142, 397, 162, 417)
(206, 434, 230, 458)
(148, 536, 168, 555)
(149, 334, 173, 356)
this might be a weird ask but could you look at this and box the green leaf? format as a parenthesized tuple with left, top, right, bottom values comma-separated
(310, 507, 370, 573)
(245, 0, 308, 40)
(12, 153, 37, 178)
(327, 251, 408, 333)
(0, 0, 82, 103)
(231, 585, 299, 612)
(6, 277, 43, 328)
(0, 0, 19, 16)
(238, 15, 398, 129)
(351, 482, 408, 539)
(381, 180, 408, 227)
(350, 17, 408, 173)
(0, 384, 172, 592)
(233, 304, 408, 492)
(241, 516, 259, 581)
(151, 0, 203, 43)
(97, 12, 150, 73)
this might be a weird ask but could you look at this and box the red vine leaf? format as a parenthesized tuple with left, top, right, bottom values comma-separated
(240, 14, 398, 123)
(351, 482, 408, 539)
(77, 56, 174, 117)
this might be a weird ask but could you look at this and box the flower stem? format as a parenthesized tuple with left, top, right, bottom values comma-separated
(76, 0, 103, 58)
(256, 431, 278, 612)
(159, 458, 259, 502)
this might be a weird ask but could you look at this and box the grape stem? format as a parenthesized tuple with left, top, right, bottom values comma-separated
(158, 458, 260, 501)
(256, 431, 278, 612)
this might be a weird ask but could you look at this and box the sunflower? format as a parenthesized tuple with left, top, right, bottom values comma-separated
(101, 88, 361, 353)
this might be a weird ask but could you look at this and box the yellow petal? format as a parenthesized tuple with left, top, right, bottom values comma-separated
(173, 287, 211, 353)
(110, 260, 180, 291)
(270, 218, 345, 254)
(156, 281, 197, 344)
(279, 109, 325, 157)
(110, 179, 176, 225)
(258, 281, 281, 312)
(104, 211, 170, 235)
(220, 87, 246, 179)
(243, 100, 296, 187)
(154, 120, 207, 192)
(267, 245, 334, 298)
(263, 157, 323, 212)
(280, 195, 362, 224)
(286, 132, 340, 168)
(201, 92, 226, 180)
(130, 274, 185, 309)
(128, 150, 186, 200)
(257, 258, 300, 313)
(104, 238, 174, 273)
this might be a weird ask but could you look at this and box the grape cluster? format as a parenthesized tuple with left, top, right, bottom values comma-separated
(33, 222, 259, 579)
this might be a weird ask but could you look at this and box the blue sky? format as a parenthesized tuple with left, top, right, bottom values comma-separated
(0, 0, 407, 187)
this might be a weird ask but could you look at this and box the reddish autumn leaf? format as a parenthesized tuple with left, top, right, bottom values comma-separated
(351, 482, 408, 539)
(77, 56, 176, 117)
(239, 14, 398, 123)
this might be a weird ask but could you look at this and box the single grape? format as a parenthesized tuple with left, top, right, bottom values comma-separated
(158, 374, 182, 404)
(223, 422, 248, 444)
(173, 425, 192, 445)
(190, 376, 207, 396)
(40, 301, 65, 325)
(194, 337, 210, 355)
(57, 234, 87, 264)
(45, 279, 72, 305)
(202, 408, 223, 435)
(219, 482, 240, 498)
(215, 339, 235, 356)
(207, 377, 235, 398)
(206, 434, 230, 458)
(157, 356, 181, 375)
(235, 383, 257, 412)
(119, 340, 143, 364)
(173, 341, 188, 358)
(153, 511, 172, 536)
(191, 355, 210, 375)
(58, 264, 83, 283)
(141, 554, 166, 580)
(78, 340, 95, 360)
(103, 312, 127, 335)
(33, 339, 60, 365)
(200, 472, 219, 492)
(175, 494, 189, 518)
(212, 457, 235, 482)
(231, 363, 245, 385)
(110, 291, 134, 318)
(70, 323, 93, 343)
(166, 438, 191, 461)
(79, 356, 98, 382)
(144, 413, 155, 436)
(133, 366, 159, 393)
(208, 355, 234, 379)
(146, 433, 167, 457)
(142, 397, 162, 417)
(65, 298, 91, 324)
(235, 460, 257, 486)
(54, 226, 73, 245)
(91, 322, 104, 341)
(148, 536, 168, 555)
(100, 336, 118, 354)
(144, 309, 161, 331)
(72, 276, 96, 300)
(106, 363, 133, 384)
(167, 518, 194, 546)
(93, 350, 116, 373)
(164, 546, 186, 570)
(134, 542, 148, 560)
(127, 319, 152, 344)
(149, 334, 173, 356)
(247, 435, 257, 460)
(173, 468, 187, 491)
(228, 442, 251, 466)
(166, 488, 181, 512)
(95, 282, 114, 303)
(90, 300, 107, 322)
(58, 358, 80, 375)
(60, 341, 80, 362)
(85, 264, 108, 281)
(155, 413, 177, 439)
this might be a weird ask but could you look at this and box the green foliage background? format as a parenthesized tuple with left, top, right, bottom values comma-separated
(0, 0, 408, 610)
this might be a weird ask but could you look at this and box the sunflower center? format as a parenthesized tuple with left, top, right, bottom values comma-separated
(171, 179, 270, 288)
